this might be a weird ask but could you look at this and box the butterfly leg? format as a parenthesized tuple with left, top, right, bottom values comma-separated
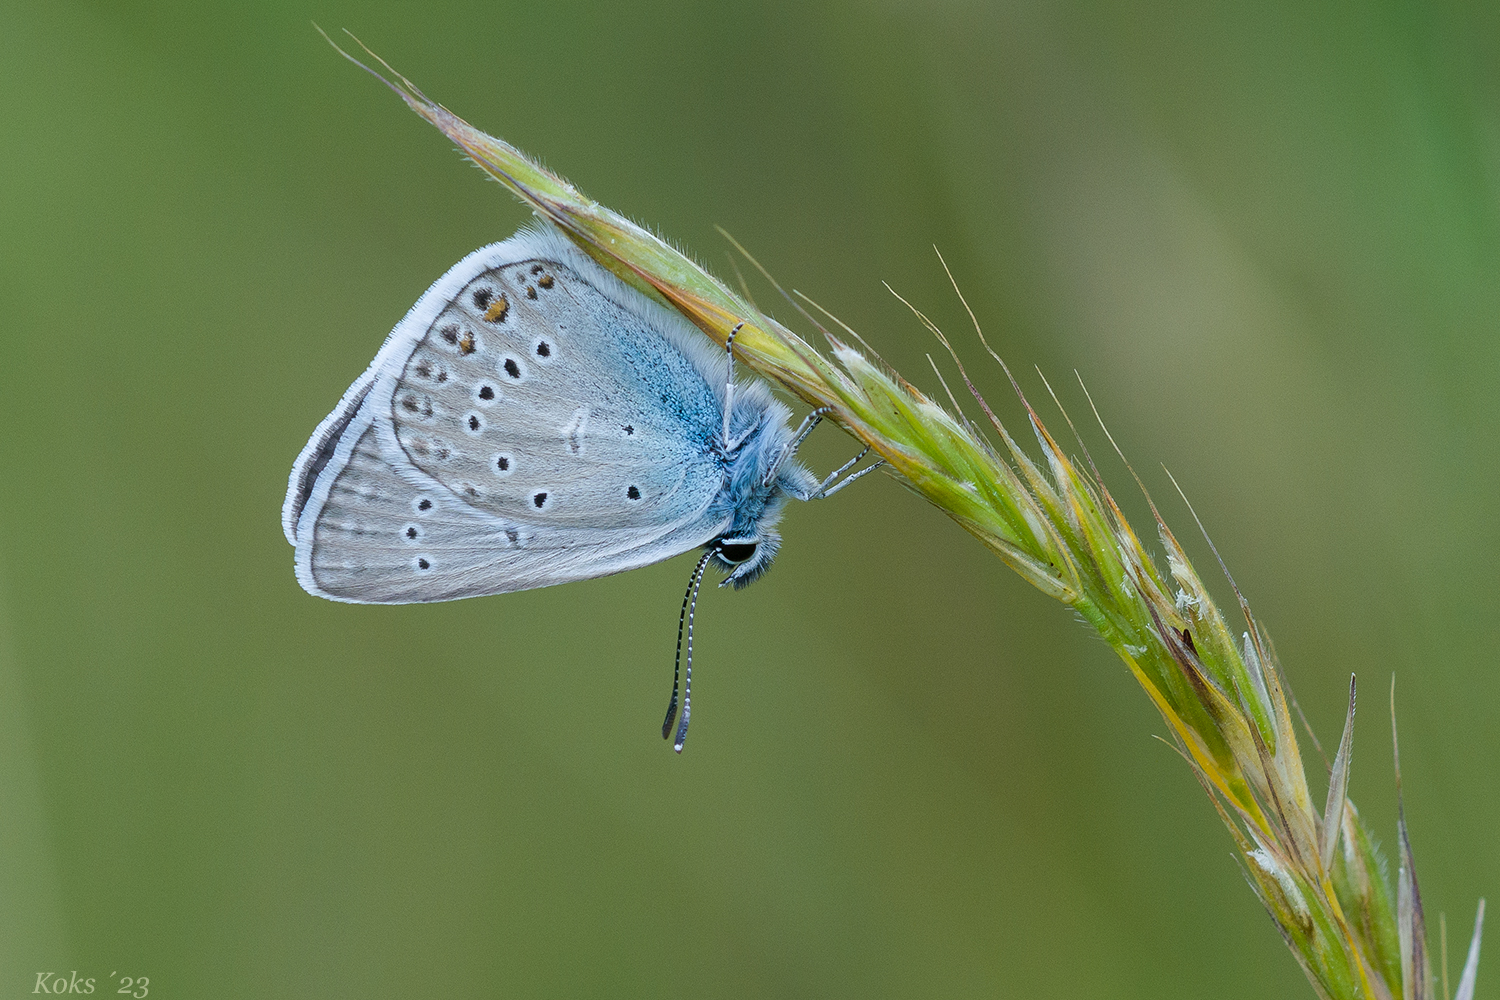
(762, 406, 832, 487)
(812, 453, 885, 498)
(814, 445, 870, 494)
(721, 322, 744, 450)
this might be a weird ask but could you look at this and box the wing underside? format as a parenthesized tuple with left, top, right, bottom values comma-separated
(287, 233, 736, 604)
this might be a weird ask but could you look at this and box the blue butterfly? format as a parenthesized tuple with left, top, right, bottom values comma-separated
(284, 226, 878, 748)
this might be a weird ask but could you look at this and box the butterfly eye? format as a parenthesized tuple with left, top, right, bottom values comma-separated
(715, 540, 758, 564)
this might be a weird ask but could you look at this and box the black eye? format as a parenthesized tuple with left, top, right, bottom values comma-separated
(716, 541, 758, 564)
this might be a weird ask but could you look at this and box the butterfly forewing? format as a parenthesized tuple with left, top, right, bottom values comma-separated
(383, 256, 723, 528)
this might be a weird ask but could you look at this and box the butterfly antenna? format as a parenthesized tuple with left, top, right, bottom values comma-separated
(665, 550, 713, 751)
(722, 322, 743, 450)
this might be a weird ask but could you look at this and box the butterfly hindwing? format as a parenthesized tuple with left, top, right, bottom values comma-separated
(296, 418, 721, 603)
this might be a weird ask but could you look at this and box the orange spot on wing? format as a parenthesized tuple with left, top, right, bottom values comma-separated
(483, 296, 510, 323)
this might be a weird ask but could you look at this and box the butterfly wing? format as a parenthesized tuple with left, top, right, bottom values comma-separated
(287, 229, 734, 604)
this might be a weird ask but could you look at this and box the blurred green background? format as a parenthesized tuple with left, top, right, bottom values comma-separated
(2, 1, 1497, 996)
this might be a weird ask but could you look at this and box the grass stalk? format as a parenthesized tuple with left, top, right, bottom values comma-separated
(322, 32, 1485, 999)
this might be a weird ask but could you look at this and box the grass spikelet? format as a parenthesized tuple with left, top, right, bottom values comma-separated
(321, 32, 1484, 999)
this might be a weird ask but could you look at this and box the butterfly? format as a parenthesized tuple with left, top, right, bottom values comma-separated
(283, 225, 878, 749)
